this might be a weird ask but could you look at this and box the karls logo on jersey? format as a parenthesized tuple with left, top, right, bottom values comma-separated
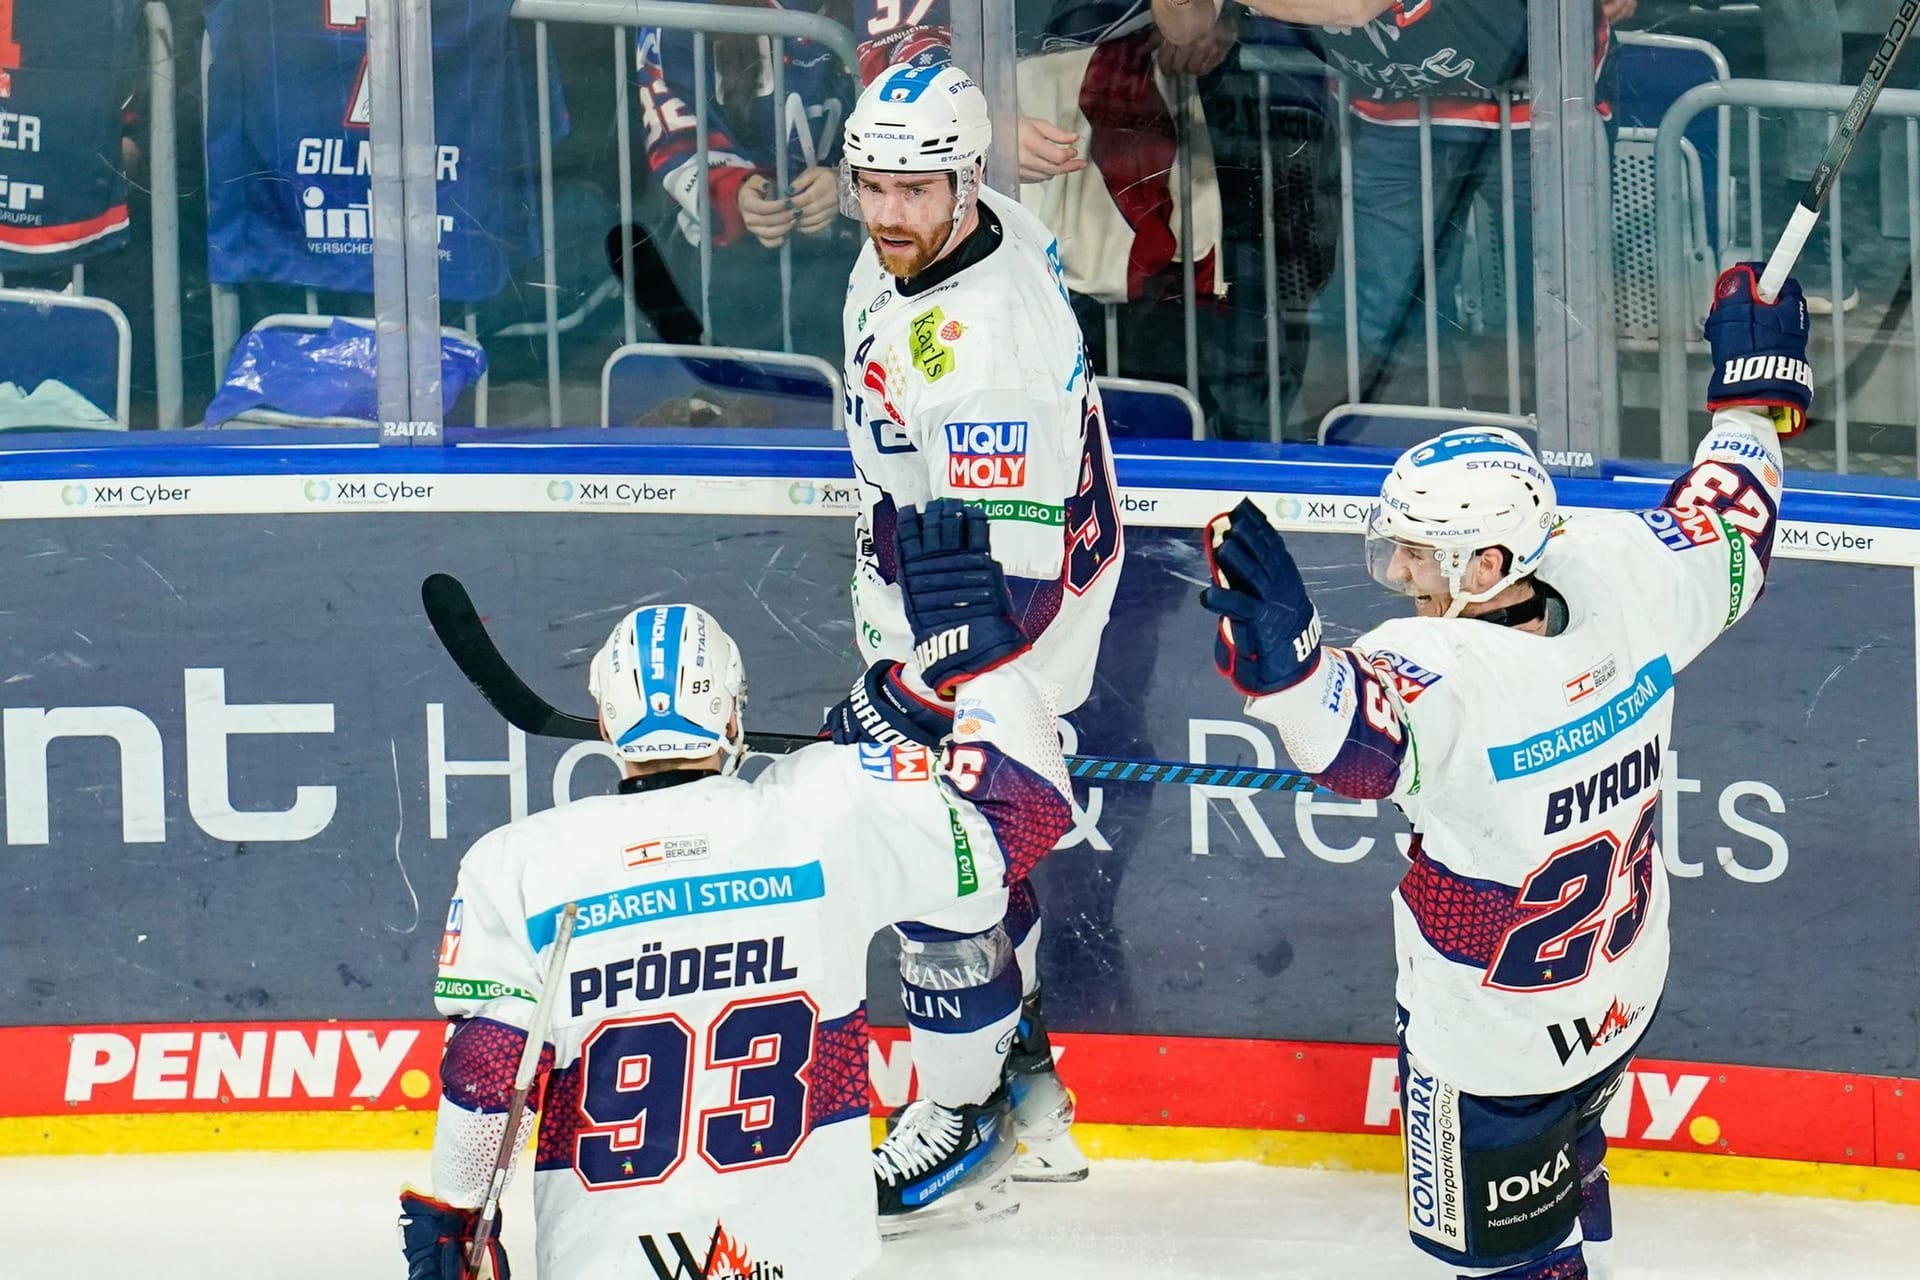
(637, 1222, 783, 1280)
(909, 306, 956, 381)
(623, 834, 713, 870)
(857, 740, 932, 783)
(1367, 650, 1441, 704)
(944, 421, 1029, 489)
(438, 898, 464, 967)
(1562, 655, 1618, 705)
(1546, 998, 1647, 1065)
(1637, 507, 1721, 552)
(1404, 1067, 1468, 1251)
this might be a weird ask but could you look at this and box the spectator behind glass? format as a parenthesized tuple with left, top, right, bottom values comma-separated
(1240, 0, 1622, 414)
(636, 0, 861, 361)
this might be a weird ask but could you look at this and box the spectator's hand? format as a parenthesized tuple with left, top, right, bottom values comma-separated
(1154, 12, 1238, 79)
(1602, 0, 1637, 21)
(1019, 116, 1087, 183)
(790, 166, 840, 235)
(737, 175, 797, 249)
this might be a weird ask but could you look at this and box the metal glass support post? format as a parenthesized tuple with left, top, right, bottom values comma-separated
(367, 0, 416, 441)
(949, 0, 1019, 195)
(1528, 0, 1605, 475)
(401, 0, 447, 441)
(146, 2, 183, 428)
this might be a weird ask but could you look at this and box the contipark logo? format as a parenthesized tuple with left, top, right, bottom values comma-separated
(546, 479, 680, 507)
(301, 479, 435, 505)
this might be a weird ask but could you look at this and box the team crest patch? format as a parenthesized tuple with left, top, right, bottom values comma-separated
(857, 740, 933, 782)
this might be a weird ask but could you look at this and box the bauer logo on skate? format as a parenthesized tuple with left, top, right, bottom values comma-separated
(944, 420, 1029, 489)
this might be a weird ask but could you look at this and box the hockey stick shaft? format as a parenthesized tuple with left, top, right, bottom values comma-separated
(422, 573, 1324, 794)
(1759, 0, 1920, 302)
(466, 902, 579, 1276)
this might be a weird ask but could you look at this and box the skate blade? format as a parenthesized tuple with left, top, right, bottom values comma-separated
(879, 1176, 1020, 1240)
(1013, 1130, 1090, 1183)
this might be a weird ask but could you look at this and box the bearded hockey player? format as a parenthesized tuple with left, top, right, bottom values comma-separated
(824, 59, 1124, 1228)
(1198, 263, 1808, 1280)
(398, 501, 1075, 1280)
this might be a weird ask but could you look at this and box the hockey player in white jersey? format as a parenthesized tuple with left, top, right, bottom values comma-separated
(825, 59, 1124, 1219)
(397, 500, 1076, 1280)
(1198, 264, 1809, 1280)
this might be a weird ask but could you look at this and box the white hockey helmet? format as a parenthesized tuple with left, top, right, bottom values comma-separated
(1364, 426, 1558, 617)
(841, 61, 991, 232)
(589, 604, 748, 774)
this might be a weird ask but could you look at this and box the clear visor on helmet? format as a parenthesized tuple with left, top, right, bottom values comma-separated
(1363, 506, 1468, 597)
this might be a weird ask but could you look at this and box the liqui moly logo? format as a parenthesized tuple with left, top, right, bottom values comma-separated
(945, 421, 1029, 489)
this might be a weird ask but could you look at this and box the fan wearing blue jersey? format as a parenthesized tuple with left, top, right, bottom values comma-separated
(399, 501, 1074, 1280)
(1197, 263, 1808, 1280)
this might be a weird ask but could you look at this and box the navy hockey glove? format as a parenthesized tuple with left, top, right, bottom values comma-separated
(894, 498, 1028, 696)
(1199, 499, 1323, 697)
(398, 1189, 509, 1280)
(1705, 261, 1812, 437)
(822, 659, 952, 749)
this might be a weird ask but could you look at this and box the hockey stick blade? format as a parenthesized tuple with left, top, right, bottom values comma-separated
(1760, 0, 1920, 300)
(422, 572, 601, 742)
(422, 574, 1323, 792)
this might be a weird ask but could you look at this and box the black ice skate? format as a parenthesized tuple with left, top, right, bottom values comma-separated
(1005, 987, 1089, 1182)
(874, 1085, 1019, 1237)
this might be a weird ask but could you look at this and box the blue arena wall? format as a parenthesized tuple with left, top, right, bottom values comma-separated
(0, 430, 1915, 1081)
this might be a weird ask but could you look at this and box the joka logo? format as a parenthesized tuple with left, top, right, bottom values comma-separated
(637, 1225, 783, 1279)
(60, 484, 89, 507)
(1547, 998, 1645, 1065)
(304, 480, 331, 503)
(547, 479, 575, 502)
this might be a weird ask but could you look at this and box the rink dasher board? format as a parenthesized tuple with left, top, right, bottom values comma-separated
(1, 471, 1917, 569)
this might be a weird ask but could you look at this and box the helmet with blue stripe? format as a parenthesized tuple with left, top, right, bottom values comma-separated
(1364, 426, 1558, 618)
(840, 60, 990, 239)
(590, 605, 748, 773)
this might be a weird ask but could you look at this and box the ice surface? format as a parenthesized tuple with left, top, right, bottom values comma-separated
(4, 1151, 1915, 1277)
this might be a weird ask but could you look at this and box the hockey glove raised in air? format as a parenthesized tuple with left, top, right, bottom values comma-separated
(1706, 262, 1812, 438)
(822, 659, 953, 749)
(894, 498, 1029, 696)
(398, 1189, 508, 1280)
(1200, 498, 1324, 697)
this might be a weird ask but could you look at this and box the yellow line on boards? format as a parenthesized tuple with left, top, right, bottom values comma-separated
(5, 1114, 1916, 1206)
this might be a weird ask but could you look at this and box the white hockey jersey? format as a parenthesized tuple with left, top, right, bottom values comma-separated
(842, 184, 1123, 712)
(426, 667, 1073, 1280)
(1245, 411, 1784, 1096)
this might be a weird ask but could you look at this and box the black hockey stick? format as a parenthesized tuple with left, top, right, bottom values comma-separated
(1759, 0, 1920, 301)
(420, 573, 1323, 795)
